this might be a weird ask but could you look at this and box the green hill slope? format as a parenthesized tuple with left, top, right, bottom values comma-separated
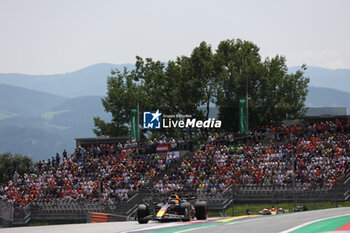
(0, 84, 66, 116)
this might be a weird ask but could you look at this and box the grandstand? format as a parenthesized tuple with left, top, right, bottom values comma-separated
(0, 119, 349, 226)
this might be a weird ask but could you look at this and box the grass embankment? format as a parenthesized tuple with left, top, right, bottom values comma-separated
(209, 200, 350, 217)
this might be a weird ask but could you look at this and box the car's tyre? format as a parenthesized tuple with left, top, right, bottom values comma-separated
(194, 201, 208, 220)
(137, 204, 149, 224)
(180, 202, 192, 221)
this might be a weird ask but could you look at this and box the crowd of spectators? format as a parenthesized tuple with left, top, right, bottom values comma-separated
(110, 137, 186, 150)
(0, 147, 178, 208)
(81, 138, 190, 155)
(211, 119, 348, 145)
(0, 120, 349, 208)
(153, 120, 350, 197)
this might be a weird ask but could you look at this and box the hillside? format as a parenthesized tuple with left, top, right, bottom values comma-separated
(0, 125, 68, 161)
(0, 85, 110, 160)
(0, 84, 66, 116)
(45, 96, 112, 139)
(289, 66, 350, 93)
(0, 63, 134, 98)
(306, 86, 350, 112)
(0, 64, 349, 98)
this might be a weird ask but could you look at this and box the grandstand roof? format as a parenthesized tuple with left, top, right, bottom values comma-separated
(75, 136, 131, 146)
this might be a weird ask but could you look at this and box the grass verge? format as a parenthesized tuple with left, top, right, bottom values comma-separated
(209, 200, 350, 217)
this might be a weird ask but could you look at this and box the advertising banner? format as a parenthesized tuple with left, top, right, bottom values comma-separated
(131, 108, 139, 142)
(239, 98, 247, 134)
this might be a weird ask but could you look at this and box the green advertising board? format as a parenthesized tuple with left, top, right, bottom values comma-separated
(131, 108, 139, 142)
(239, 98, 247, 134)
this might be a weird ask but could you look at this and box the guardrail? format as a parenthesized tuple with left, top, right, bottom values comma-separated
(126, 193, 139, 204)
(126, 204, 138, 221)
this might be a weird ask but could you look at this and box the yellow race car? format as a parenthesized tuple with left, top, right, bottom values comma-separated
(258, 207, 289, 215)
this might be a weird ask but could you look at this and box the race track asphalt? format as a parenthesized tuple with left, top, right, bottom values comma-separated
(181, 207, 350, 233)
(1, 207, 349, 233)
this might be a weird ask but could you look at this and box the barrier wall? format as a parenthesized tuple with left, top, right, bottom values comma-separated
(89, 212, 127, 223)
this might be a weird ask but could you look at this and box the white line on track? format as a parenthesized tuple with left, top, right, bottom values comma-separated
(120, 218, 222, 233)
(122, 209, 350, 233)
(120, 223, 180, 233)
(175, 210, 347, 233)
(175, 216, 268, 233)
(279, 213, 350, 233)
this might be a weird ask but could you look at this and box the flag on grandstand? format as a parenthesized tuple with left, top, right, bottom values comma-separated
(156, 144, 169, 153)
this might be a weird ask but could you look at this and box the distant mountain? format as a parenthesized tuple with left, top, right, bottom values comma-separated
(306, 86, 350, 112)
(0, 85, 110, 160)
(0, 63, 134, 98)
(0, 125, 68, 161)
(0, 84, 66, 116)
(1, 64, 349, 98)
(289, 66, 350, 93)
(45, 96, 112, 139)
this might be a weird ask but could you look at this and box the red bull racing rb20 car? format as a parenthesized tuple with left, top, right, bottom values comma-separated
(137, 194, 208, 224)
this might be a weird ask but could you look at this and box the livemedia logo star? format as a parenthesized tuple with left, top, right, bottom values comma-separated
(143, 110, 162, 129)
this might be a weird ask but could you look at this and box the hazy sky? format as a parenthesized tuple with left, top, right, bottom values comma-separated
(1, 0, 349, 74)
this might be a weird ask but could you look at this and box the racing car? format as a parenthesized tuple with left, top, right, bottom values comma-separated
(258, 207, 289, 215)
(137, 194, 208, 224)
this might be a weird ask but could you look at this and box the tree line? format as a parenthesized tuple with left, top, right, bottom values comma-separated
(0, 153, 32, 184)
(93, 39, 309, 141)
